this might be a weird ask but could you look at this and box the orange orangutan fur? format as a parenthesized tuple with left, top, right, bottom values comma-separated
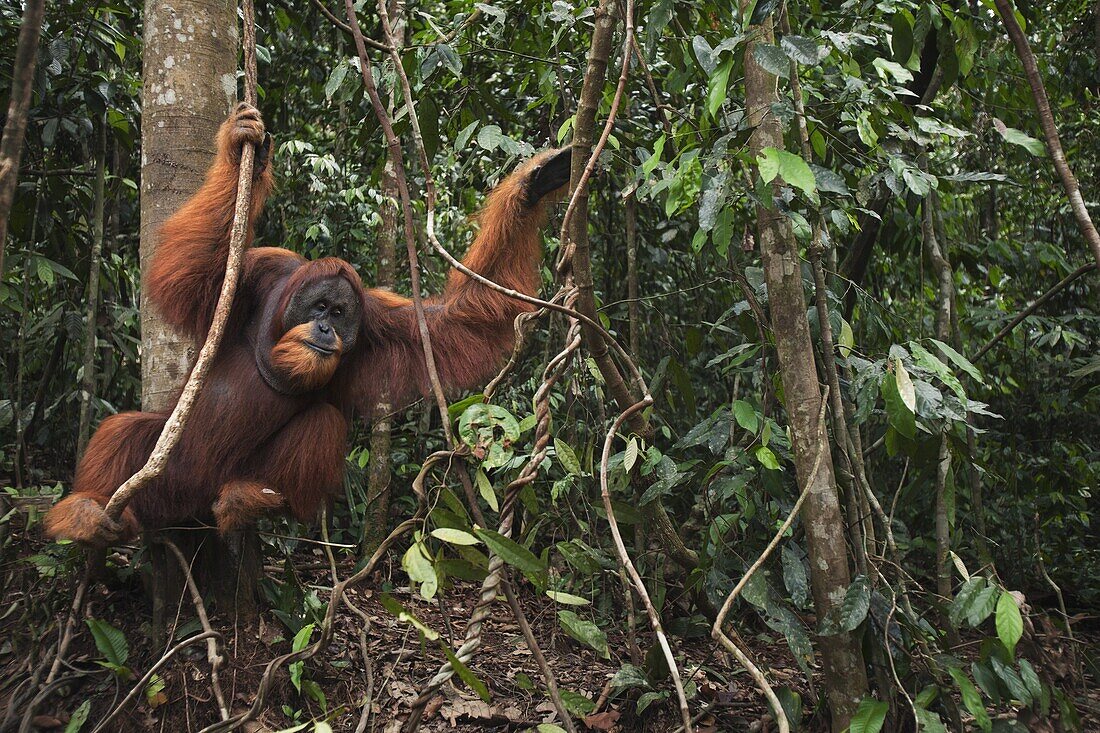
(44, 104, 569, 544)
(269, 323, 342, 393)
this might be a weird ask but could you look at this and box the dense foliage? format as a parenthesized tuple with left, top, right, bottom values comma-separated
(1, 0, 1096, 731)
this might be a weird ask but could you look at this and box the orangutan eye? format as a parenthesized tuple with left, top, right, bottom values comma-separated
(333, 307, 343, 318)
(315, 300, 328, 312)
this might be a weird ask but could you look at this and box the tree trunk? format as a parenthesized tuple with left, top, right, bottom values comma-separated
(363, 0, 405, 555)
(566, 0, 698, 571)
(140, 0, 256, 640)
(742, 14, 868, 728)
(922, 185, 956, 610)
(994, 0, 1100, 267)
(77, 115, 108, 461)
(0, 0, 45, 275)
(625, 191, 639, 357)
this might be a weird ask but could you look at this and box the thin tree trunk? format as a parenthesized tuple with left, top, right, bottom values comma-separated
(77, 115, 108, 461)
(625, 191, 639, 357)
(363, 0, 405, 556)
(0, 0, 45, 275)
(994, 0, 1100, 267)
(566, 0, 698, 571)
(742, 13, 868, 728)
(922, 183, 957, 630)
(140, 0, 255, 641)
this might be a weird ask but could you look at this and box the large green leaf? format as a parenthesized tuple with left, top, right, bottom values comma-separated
(554, 438, 582, 476)
(86, 618, 129, 667)
(557, 610, 610, 658)
(707, 56, 734, 117)
(947, 667, 991, 732)
(402, 539, 439, 600)
(850, 697, 889, 733)
(441, 644, 491, 702)
(882, 371, 916, 439)
(475, 529, 546, 584)
(63, 701, 91, 733)
(757, 147, 816, 196)
(995, 591, 1023, 657)
(993, 118, 1045, 156)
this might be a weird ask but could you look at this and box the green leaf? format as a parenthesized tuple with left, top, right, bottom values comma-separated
(86, 618, 129, 667)
(448, 393, 485, 423)
(455, 120, 478, 150)
(752, 43, 790, 78)
(554, 438, 582, 476)
(993, 118, 1045, 156)
(557, 610, 610, 658)
(623, 437, 640, 473)
(967, 584, 999, 627)
(990, 656, 1031, 705)
(1019, 659, 1043, 703)
(931, 339, 983, 383)
(476, 124, 505, 151)
(948, 667, 991, 732)
(560, 690, 596, 717)
(950, 576, 986, 626)
(459, 403, 521, 469)
(910, 341, 966, 402)
(431, 528, 480, 546)
(707, 56, 734, 117)
(324, 61, 348, 100)
(546, 590, 590, 606)
(780, 35, 828, 64)
(882, 371, 916, 439)
(64, 700, 91, 733)
(850, 697, 889, 733)
(754, 446, 780, 470)
(380, 593, 439, 640)
(996, 591, 1023, 657)
(402, 539, 439, 600)
(757, 147, 816, 196)
(288, 623, 314, 692)
(441, 644, 491, 701)
(611, 663, 652, 691)
(891, 11, 914, 64)
(476, 470, 498, 512)
(872, 57, 913, 83)
(781, 546, 810, 608)
(474, 529, 546, 584)
(733, 399, 759, 433)
(838, 574, 871, 631)
(838, 318, 855, 358)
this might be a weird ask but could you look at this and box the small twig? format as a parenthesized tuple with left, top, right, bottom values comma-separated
(160, 539, 229, 720)
(45, 559, 92, 685)
(90, 632, 221, 733)
(972, 262, 1096, 361)
(320, 509, 376, 733)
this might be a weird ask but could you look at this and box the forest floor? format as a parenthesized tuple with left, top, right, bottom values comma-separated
(2, 538, 1097, 732)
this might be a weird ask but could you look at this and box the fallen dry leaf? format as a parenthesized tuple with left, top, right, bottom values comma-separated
(583, 709, 620, 731)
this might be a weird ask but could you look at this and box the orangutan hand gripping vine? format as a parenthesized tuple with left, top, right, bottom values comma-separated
(45, 103, 572, 545)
